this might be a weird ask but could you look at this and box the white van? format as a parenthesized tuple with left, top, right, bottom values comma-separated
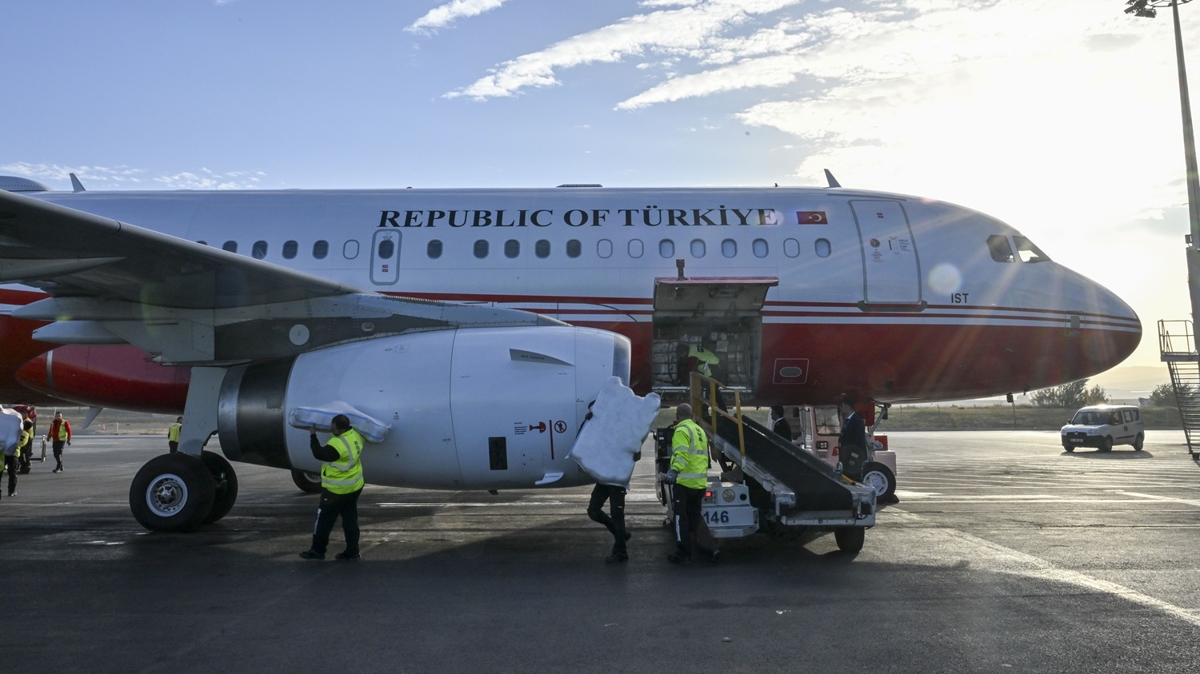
(1060, 405, 1145, 452)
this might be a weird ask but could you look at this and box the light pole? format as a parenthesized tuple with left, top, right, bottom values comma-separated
(1126, 1, 1200, 328)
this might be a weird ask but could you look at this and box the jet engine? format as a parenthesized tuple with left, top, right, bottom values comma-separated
(217, 325, 632, 490)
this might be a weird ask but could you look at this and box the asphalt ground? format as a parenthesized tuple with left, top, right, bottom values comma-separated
(1, 431, 1198, 674)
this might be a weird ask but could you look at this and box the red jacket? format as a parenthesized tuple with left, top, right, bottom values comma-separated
(48, 418, 71, 442)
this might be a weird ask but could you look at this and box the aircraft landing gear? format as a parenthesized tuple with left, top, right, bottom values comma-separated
(129, 451, 240, 531)
(291, 469, 323, 494)
(200, 451, 239, 524)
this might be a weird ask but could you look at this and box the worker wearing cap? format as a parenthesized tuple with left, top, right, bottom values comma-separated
(664, 403, 718, 564)
(300, 414, 365, 561)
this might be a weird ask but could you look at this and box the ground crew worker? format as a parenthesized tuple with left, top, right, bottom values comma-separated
(5, 420, 32, 497)
(167, 417, 182, 453)
(687, 337, 720, 378)
(587, 481, 631, 563)
(664, 403, 719, 565)
(47, 412, 71, 473)
(837, 397, 867, 481)
(18, 416, 33, 474)
(300, 414, 365, 561)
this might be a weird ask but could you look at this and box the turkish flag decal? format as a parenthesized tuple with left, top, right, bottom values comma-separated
(796, 211, 828, 224)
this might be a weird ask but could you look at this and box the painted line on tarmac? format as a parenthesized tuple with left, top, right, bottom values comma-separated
(1110, 491, 1200, 508)
(886, 509, 1200, 628)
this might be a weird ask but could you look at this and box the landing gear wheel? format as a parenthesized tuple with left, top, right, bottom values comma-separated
(129, 454, 215, 532)
(1133, 433, 1144, 451)
(834, 526, 864, 553)
(861, 462, 896, 500)
(291, 469, 323, 494)
(1099, 436, 1113, 452)
(199, 451, 239, 524)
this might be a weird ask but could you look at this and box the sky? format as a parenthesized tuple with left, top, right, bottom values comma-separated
(2, 0, 1197, 383)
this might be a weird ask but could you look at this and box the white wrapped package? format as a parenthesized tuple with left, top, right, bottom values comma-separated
(569, 377, 661, 489)
(287, 402, 391, 444)
(0, 407, 23, 456)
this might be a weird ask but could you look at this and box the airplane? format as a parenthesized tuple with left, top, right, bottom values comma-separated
(0, 174, 1140, 531)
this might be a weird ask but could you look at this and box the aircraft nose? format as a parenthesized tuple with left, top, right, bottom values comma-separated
(1075, 279, 1141, 378)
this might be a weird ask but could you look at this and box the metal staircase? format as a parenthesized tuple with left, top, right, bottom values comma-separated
(1158, 320, 1200, 459)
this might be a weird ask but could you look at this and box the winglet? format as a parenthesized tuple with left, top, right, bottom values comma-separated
(69, 173, 86, 193)
(824, 169, 841, 188)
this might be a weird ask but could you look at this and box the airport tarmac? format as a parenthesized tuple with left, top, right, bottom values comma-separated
(2, 430, 1198, 674)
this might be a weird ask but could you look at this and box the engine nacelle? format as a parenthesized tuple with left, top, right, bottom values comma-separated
(217, 325, 632, 490)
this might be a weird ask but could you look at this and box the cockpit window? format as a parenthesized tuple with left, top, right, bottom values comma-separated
(1013, 236, 1050, 263)
(987, 235, 1014, 263)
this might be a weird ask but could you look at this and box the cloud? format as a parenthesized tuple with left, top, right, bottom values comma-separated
(407, 0, 510, 34)
(0, 162, 264, 190)
(447, 0, 802, 99)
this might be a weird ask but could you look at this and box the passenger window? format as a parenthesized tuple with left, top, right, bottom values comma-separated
(690, 239, 706, 258)
(197, 241, 207, 246)
(628, 239, 644, 259)
(753, 238, 768, 258)
(505, 239, 519, 259)
(222, 241, 238, 253)
(377, 238, 395, 260)
(659, 239, 675, 258)
(474, 240, 489, 259)
(535, 240, 550, 259)
(784, 238, 800, 258)
(427, 240, 443, 259)
(1123, 410, 1135, 423)
(1134, 409, 1141, 421)
(282, 240, 298, 259)
(252, 241, 268, 259)
(987, 235, 1015, 262)
(813, 239, 830, 258)
(597, 239, 613, 259)
(1013, 235, 1050, 263)
(313, 240, 329, 259)
(343, 240, 359, 260)
(567, 239, 581, 258)
(721, 239, 737, 258)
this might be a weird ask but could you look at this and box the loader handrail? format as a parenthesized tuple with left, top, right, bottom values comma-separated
(689, 371, 745, 463)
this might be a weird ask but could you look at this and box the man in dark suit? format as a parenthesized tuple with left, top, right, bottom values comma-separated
(838, 397, 867, 480)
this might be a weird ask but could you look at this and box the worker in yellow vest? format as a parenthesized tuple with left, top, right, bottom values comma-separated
(300, 414, 366, 561)
(167, 417, 182, 453)
(687, 338, 720, 378)
(664, 404, 719, 565)
(5, 419, 32, 498)
(47, 412, 71, 473)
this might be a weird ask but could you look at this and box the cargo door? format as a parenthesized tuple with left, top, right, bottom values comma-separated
(850, 200, 924, 311)
(650, 276, 777, 396)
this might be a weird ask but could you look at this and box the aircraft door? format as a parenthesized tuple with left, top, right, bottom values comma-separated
(370, 229, 401, 286)
(850, 200, 924, 310)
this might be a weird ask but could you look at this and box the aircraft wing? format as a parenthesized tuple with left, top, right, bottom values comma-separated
(0, 189, 553, 364)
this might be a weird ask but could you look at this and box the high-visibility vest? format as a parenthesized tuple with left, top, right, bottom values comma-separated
(687, 345, 719, 377)
(17, 428, 30, 457)
(52, 419, 69, 442)
(167, 423, 182, 442)
(670, 419, 709, 490)
(321, 428, 365, 494)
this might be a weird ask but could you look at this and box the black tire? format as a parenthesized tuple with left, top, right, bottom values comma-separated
(861, 461, 896, 499)
(1063, 445, 1075, 453)
(834, 526, 864, 553)
(1099, 436, 1113, 452)
(291, 469, 323, 494)
(129, 454, 216, 532)
(1133, 433, 1144, 451)
(199, 451, 238, 524)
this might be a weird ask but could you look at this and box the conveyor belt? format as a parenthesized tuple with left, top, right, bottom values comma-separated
(715, 414, 855, 512)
